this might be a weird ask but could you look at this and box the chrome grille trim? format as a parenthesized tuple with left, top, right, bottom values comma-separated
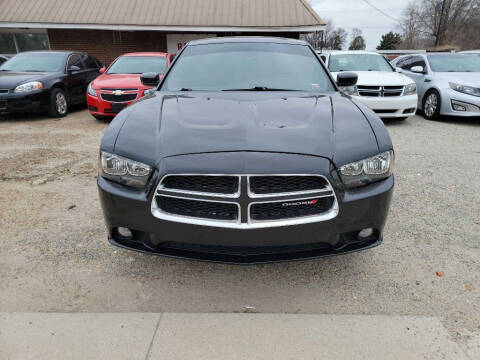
(151, 174, 339, 229)
(0, 89, 9, 94)
(357, 85, 404, 97)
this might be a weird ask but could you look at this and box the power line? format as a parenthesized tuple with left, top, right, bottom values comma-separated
(360, 0, 402, 23)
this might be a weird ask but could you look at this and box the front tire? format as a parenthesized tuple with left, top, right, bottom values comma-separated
(422, 90, 441, 120)
(48, 88, 68, 117)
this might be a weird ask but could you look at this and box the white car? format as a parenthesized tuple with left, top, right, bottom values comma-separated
(318, 51, 418, 120)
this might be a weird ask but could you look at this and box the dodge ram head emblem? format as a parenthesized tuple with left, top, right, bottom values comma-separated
(282, 199, 318, 207)
(112, 90, 124, 96)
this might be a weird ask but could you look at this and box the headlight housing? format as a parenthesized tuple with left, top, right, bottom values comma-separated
(87, 83, 97, 97)
(449, 82, 480, 97)
(100, 151, 152, 188)
(339, 85, 358, 96)
(339, 151, 394, 188)
(403, 83, 417, 96)
(14, 81, 42, 93)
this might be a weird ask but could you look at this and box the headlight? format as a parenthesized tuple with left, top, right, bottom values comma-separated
(87, 83, 97, 97)
(143, 87, 155, 96)
(100, 151, 152, 188)
(403, 83, 417, 96)
(339, 85, 358, 96)
(449, 82, 480, 97)
(339, 151, 394, 188)
(14, 81, 42, 93)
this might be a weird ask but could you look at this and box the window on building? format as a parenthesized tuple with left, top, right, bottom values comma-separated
(0, 31, 50, 54)
(0, 33, 17, 54)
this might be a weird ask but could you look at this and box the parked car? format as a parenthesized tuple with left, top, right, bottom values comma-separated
(319, 51, 418, 120)
(391, 53, 480, 119)
(0, 51, 101, 117)
(98, 37, 394, 264)
(86, 52, 173, 119)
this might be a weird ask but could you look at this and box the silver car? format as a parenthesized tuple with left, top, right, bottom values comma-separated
(391, 53, 480, 119)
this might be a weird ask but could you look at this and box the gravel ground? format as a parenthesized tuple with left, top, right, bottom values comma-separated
(0, 109, 479, 351)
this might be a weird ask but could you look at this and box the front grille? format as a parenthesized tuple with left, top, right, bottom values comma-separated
(156, 195, 238, 221)
(152, 174, 338, 228)
(161, 175, 239, 195)
(250, 197, 334, 221)
(249, 175, 328, 195)
(0, 89, 9, 94)
(0, 100, 6, 110)
(100, 93, 137, 102)
(357, 85, 404, 97)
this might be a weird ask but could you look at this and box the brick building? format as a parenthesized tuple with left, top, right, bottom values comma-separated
(0, 0, 325, 64)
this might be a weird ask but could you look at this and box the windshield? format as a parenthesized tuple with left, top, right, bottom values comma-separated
(428, 54, 480, 72)
(0, 52, 64, 72)
(107, 56, 167, 74)
(161, 42, 334, 92)
(328, 54, 393, 72)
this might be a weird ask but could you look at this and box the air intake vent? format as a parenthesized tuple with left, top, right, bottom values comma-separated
(156, 196, 238, 221)
(250, 197, 335, 221)
(161, 175, 239, 195)
(249, 175, 328, 196)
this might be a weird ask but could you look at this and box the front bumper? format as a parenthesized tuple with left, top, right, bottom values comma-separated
(0, 89, 50, 114)
(87, 92, 142, 117)
(439, 88, 480, 117)
(352, 94, 418, 118)
(97, 153, 394, 264)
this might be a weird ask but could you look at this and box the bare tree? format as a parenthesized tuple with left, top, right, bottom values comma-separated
(302, 19, 348, 50)
(399, 0, 480, 49)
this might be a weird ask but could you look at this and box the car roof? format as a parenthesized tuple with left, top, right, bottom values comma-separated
(17, 50, 75, 55)
(319, 50, 381, 56)
(121, 52, 169, 57)
(187, 36, 308, 46)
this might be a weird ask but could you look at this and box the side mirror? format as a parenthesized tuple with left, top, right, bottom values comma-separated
(99, 66, 106, 74)
(68, 65, 80, 73)
(336, 72, 358, 87)
(141, 72, 160, 86)
(411, 66, 425, 74)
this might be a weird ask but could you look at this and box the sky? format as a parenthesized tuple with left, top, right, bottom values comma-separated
(306, 0, 408, 50)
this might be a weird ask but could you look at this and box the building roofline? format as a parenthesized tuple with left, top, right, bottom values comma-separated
(0, 22, 325, 33)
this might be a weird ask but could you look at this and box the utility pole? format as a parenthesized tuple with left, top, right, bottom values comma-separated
(434, 0, 446, 47)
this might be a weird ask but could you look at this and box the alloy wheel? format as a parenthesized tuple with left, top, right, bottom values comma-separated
(56, 92, 67, 115)
(424, 93, 437, 118)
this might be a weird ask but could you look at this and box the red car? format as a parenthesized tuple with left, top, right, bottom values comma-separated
(86, 52, 174, 119)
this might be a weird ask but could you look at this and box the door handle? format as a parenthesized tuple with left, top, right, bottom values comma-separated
(424, 78, 432, 82)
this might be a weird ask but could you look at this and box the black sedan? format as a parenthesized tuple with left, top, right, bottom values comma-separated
(0, 51, 101, 117)
(98, 37, 394, 264)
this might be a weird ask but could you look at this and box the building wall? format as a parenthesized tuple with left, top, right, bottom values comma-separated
(47, 29, 167, 64)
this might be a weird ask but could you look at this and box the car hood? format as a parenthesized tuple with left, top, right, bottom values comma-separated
(112, 92, 380, 167)
(0, 71, 50, 89)
(92, 73, 161, 89)
(331, 71, 412, 86)
(435, 72, 480, 87)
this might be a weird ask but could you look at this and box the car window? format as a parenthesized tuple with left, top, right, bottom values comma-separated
(67, 54, 85, 70)
(161, 42, 335, 92)
(402, 56, 425, 71)
(82, 54, 99, 69)
(0, 52, 65, 72)
(427, 54, 480, 72)
(328, 54, 393, 72)
(394, 56, 409, 68)
(107, 56, 167, 74)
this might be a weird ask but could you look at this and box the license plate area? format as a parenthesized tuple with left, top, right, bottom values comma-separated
(110, 102, 126, 113)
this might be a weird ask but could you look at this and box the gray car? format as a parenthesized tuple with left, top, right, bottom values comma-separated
(391, 53, 480, 119)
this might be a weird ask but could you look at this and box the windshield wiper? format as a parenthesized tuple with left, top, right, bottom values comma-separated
(222, 86, 299, 91)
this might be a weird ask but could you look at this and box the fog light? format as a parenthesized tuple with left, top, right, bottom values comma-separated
(358, 228, 374, 240)
(118, 227, 133, 238)
(451, 100, 467, 112)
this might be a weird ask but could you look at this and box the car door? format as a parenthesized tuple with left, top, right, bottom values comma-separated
(65, 53, 87, 104)
(401, 56, 429, 103)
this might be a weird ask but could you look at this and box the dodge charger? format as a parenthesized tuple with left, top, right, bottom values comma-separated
(98, 37, 395, 264)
